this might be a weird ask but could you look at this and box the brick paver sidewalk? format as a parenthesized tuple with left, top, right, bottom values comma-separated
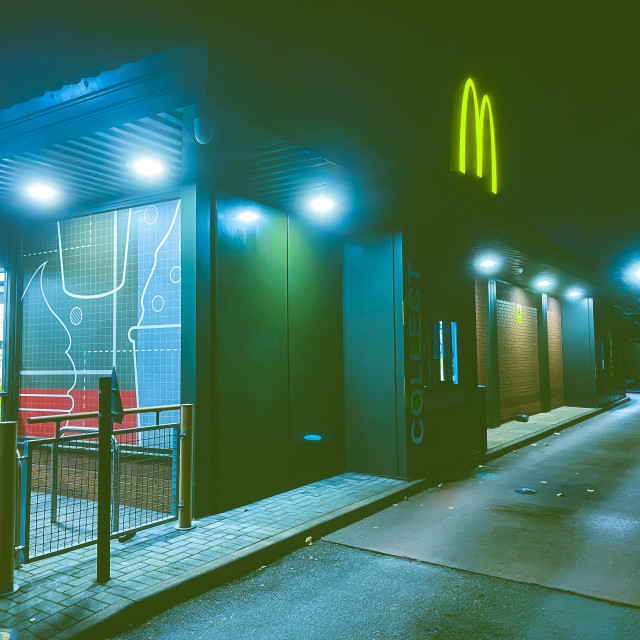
(1, 473, 410, 640)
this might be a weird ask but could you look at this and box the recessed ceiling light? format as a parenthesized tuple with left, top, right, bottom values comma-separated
(568, 289, 581, 298)
(475, 255, 500, 272)
(237, 211, 259, 223)
(27, 184, 56, 200)
(309, 196, 335, 213)
(133, 158, 165, 176)
(537, 279, 552, 288)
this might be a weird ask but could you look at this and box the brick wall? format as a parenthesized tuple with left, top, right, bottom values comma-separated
(496, 282, 541, 420)
(547, 296, 565, 409)
(30, 447, 173, 513)
(475, 279, 487, 387)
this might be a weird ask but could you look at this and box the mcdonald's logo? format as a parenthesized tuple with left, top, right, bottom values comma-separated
(455, 77, 498, 194)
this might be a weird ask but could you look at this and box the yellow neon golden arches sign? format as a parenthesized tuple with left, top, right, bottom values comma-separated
(457, 78, 498, 194)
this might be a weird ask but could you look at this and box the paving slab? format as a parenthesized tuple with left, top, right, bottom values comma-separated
(326, 397, 640, 607)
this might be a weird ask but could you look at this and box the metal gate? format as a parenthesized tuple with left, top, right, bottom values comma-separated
(18, 419, 180, 563)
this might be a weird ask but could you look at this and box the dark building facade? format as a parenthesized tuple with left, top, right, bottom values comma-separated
(0, 42, 627, 518)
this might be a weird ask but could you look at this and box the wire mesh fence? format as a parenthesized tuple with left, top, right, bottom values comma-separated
(25, 435, 99, 559)
(114, 425, 178, 535)
(21, 423, 179, 562)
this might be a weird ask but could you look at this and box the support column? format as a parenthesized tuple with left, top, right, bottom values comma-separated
(181, 105, 216, 517)
(0, 421, 17, 596)
(538, 293, 551, 412)
(485, 279, 501, 427)
(3, 224, 22, 423)
(561, 297, 597, 407)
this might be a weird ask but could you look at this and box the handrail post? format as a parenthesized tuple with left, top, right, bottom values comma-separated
(0, 421, 18, 596)
(50, 420, 60, 524)
(15, 447, 23, 568)
(110, 436, 120, 534)
(96, 377, 112, 583)
(176, 404, 194, 530)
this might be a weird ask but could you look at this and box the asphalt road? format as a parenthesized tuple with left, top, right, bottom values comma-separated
(109, 400, 640, 639)
(327, 397, 640, 607)
(109, 540, 640, 640)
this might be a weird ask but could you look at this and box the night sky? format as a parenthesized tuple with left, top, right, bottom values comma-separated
(1, 1, 638, 288)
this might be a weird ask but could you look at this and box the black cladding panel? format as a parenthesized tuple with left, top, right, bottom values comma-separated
(343, 236, 400, 477)
(216, 197, 290, 511)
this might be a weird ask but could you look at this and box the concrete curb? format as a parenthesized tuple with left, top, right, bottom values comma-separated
(63, 478, 427, 640)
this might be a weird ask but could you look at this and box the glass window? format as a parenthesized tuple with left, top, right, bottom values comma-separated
(0, 268, 5, 416)
(433, 319, 460, 386)
(451, 321, 459, 384)
(439, 320, 445, 382)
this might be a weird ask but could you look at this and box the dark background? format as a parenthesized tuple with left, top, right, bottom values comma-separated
(1, 1, 638, 301)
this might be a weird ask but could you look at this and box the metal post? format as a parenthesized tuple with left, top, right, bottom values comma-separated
(15, 447, 23, 569)
(0, 421, 18, 596)
(110, 437, 120, 534)
(96, 377, 112, 583)
(50, 421, 60, 524)
(23, 443, 32, 564)
(176, 404, 194, 530)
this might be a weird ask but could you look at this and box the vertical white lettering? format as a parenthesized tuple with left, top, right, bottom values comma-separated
(408, 288, 421, 312)
(411, 418, 424, 444)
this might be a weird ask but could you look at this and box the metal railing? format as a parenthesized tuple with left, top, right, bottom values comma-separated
(1, 375, 194, 591)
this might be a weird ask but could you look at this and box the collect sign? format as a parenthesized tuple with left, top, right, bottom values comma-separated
(405, 262, 424, 445)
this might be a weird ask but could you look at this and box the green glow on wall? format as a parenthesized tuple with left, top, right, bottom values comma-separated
(458, 78, 498, 194)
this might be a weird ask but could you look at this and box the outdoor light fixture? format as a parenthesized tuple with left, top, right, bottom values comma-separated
(309, 196, 336, 213)
(133, 158, 165, 176)
(567, 289, 582, 298)
(475, 255, 500, 273)
(622, 263, 640, 286)
(236, 211, 259, 223)
(27, 183, 56, 200)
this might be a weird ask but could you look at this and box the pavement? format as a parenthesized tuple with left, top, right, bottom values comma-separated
(327, 396, 640, 607)
(1, 473, 418, 640)
(1, 397, 631, 639)
(486, 405, 593, 450)
(105, 397, 640, 640)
